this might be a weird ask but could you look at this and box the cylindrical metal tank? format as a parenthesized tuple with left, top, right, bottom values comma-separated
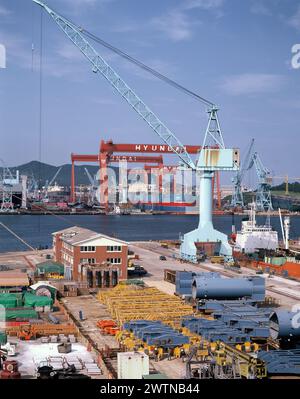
(192, 277, 252, 300)
(111, 270, 118, 286)
(95, 271, 102, 288)
(104, 271, 110, 287)
(270, 310, 300, 339)
(87, 270, 93, 288)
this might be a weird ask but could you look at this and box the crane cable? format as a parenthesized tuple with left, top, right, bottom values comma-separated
(44, 4, 215, 108)
(80, 29, 215, 108)
(0, 222, 36, 252)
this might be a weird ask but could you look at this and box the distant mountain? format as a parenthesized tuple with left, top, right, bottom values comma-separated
(0, 160, 100, 187)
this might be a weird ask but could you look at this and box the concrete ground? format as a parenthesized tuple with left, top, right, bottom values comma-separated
(62, 295, 120, 350)
(130, 241, 300, 308)
(0, 249, 53, 272)
(2, 242, 300, 379)
(6, 338, 102, 379)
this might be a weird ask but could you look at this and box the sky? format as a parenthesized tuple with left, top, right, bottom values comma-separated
(0, 0, 300, 183)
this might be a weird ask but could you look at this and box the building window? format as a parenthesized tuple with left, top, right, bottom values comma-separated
(107, 245, 122, 252)
(107, 258, 121, 264)
(80, 246, 96, 252)
(80, 258, 96, 264)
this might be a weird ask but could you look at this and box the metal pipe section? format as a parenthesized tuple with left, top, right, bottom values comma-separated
(198, 171, 213, 228)
(192, 276, 265, 301)
(269, 310, 300, 339)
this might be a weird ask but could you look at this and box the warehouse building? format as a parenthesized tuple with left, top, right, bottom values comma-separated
(52, 226, 128, 284)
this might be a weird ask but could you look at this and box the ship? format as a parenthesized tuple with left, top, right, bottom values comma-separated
(234, 203, 278, 254)
(233, 204, 300, 279)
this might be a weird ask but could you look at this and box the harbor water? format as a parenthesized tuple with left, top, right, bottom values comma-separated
(0, 214, 300, 253)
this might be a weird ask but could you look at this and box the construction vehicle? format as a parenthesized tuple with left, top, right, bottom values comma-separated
(211, 342, 266, 379)
(161, 242, 169, 249)
(127, 265, 147, 277)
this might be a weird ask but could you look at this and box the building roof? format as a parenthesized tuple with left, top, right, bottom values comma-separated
(35, 260, 64, 275)
(30, 281, 57, 291)
(52, 226, 128, 246)
(0, 272, 29, 287)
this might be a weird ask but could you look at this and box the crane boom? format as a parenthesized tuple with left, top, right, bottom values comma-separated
(248, 152, 273, 211)
(84, 167, 95, 187)
(48, 167, 62, 187)
(33, 0, 196, 169)
(231, 138, 254, 208)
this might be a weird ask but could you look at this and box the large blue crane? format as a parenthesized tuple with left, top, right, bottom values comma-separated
(231, 138, 255, 208)
(248, 152, 273, 211)
(33, 0, 239, 263)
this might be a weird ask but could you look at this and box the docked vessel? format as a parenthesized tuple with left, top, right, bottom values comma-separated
(234, 203, 278, 254)
(233, 205, 300, 279)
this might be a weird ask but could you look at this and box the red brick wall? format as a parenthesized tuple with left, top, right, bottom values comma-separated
(53, 233, 63, 263)
(70, 245, 128, 281)
(53, 233, 128, 281)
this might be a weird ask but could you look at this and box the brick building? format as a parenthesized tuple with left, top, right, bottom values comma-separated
(52, 226, 128, 284)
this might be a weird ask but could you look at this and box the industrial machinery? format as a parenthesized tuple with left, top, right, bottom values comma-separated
(248, 152, 273, 211)
(211, 342, 267, 379)
(192, 276, 265, 302)
(0, 161, 14, 212)
(84, 167, 98, 205)
(269, 310, 300, 340)
(257, 349, 300, 376)
(33, 0, 239, 264)
(43, 167, 62, 202)
(231, 138, 255, 208)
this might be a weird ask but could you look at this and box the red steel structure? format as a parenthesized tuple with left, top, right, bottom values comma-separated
(71, 152, 163, 203)
(70, 140, 221, 210)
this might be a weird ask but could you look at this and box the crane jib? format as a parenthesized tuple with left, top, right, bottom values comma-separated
(33, 0, 196, 170)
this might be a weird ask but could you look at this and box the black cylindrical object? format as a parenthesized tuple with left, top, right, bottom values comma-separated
(111, 270, 118, 286)
(104, 271, 110, 287)
(87, 270, 93, 288)
(270, 310, 300, 339)
(95, 271, 102, 288)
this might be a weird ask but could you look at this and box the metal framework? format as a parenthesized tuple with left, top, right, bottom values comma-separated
(33, 0, 194, 169)
(248, 152, 273, 211)
(0, 163, 14, 213)
(231, 138, 255, 208)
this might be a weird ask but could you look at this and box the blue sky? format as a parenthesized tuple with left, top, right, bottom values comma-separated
(0, 0, 300, 182)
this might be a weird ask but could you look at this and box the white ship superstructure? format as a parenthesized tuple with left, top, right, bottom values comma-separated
(235, 203, 278, 253)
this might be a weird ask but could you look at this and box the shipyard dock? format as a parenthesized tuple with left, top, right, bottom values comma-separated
(1, 239, 300, 379)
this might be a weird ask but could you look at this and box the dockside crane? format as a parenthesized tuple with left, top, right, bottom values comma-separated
(0, 160, 14, 213)
(33, 0, 239, 263)
(43, 167, 62, 202)
(248, 152, 273, 211)
(84, 167, 98, 205)
(231, 138, 255, 208)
